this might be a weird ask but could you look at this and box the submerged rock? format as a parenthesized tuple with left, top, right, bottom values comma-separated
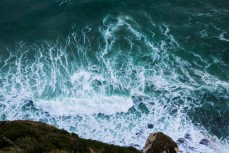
(143, 132, 179, 153)
(147, 124, 154, 129)
(199, 138, 210, 146)
(176, 138, 185, 144)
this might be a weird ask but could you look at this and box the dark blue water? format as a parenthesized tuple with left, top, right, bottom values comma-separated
(0, 0, 229, 152)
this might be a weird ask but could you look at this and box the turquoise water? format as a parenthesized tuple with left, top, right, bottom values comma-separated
(0, 0, 229, 152)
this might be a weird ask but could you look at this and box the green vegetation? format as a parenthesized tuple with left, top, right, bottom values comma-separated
(0, 120, 141, 153)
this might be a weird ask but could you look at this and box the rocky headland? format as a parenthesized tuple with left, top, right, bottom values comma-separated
(0, 120, 178, 153)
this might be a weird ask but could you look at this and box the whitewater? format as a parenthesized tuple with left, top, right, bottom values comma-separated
(0, 0, 229, 152)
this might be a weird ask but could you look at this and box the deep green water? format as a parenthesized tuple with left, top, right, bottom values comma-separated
(0, 0, 229, 152)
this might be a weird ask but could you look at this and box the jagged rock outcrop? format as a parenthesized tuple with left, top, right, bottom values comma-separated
(143, 132, 179, 153)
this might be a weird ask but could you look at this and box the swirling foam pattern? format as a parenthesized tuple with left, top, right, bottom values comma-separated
(0, 1, 229, 153)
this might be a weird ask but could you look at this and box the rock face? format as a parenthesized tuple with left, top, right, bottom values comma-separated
(143, 132, 179, 153)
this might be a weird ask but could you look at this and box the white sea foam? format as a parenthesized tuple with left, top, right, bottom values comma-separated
(218, 32, 229, 42)
(55, 0, 71, 6)
(34, 96, 133, 116)
(0, 15, 229, 153)
(200, 29, 208, 38)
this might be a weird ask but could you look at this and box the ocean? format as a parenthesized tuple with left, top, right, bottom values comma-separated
(0, 0, 229, 152)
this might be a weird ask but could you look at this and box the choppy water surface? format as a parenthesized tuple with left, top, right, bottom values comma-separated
(0, 0, 229, 152)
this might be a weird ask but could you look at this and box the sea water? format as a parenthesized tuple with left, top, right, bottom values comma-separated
(0, 0, 229, 152)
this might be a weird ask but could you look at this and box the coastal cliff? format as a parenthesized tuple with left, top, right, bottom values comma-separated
(0, 120, 178, 153)
(0, 120, 141, 153)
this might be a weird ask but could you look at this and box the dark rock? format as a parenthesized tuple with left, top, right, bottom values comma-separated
(143, 132, 179, 153)
(131, 143, 141, 148)
(188, 146, 196, 150)
(136, 130, 144, 136)
(199, 139, 210, 146)
(176, 138, 185, 144)
(147, 124, 154, 129)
